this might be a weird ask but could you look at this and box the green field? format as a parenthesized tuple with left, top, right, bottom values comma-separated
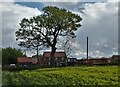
(2, 65, 119, 86)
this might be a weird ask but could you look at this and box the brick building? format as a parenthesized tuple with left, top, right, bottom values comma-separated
(79, 58, 111, 65)
(39, 52, 67, 67)
(17, 57, 37, 66)
(111, 55, 120, 63)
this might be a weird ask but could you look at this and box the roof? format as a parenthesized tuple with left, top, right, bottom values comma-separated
(17, 57, 33, 63)
(81, 58, 111, 61)
(112, 55, 120, 57)
(68, 58, 77, 59)
(43, 52, 66, 58)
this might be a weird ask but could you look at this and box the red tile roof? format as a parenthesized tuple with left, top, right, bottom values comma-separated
(43, 52, 66, 58)
(17, 57, 33, 63)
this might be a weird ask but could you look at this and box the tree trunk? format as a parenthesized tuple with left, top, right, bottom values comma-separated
(50, 28, 59, 67)
(37, 45, 39, 67)
(50, 46, 56, 67)
(50, 36, 57, 67)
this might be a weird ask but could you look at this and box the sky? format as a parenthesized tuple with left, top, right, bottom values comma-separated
(1, 0, 119, 58)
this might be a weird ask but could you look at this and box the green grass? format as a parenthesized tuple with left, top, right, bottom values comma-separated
(2, 65, 119, 86)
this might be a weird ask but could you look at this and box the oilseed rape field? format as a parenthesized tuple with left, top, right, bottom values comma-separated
(2, 65, 119, 86)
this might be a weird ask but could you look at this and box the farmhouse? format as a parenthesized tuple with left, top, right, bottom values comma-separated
(39, 52, 67, 67)
(17, 57, 37, 66)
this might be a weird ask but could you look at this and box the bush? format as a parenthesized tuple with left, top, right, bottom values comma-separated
(2, 65, 39, 71)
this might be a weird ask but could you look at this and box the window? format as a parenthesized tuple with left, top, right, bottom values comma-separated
(48, 62, 50, 65)
(60, 62, 63, 65)
(71, 59, 73, 61)
(68, 59, 70, 62)
(56, 62, 59, 66)
(56, 57, 57, 60)
(62, 57, 64, 60)
(47, 62, 50, 65)
(45, 57, 50, 61)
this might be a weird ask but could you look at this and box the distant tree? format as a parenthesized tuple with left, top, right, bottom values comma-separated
(15, 6, 82, 67)
(32, 54, 43, 59)
(0, 48, 1, 66)
(58, 37, 78, 58)
(2, 47, 26, 65)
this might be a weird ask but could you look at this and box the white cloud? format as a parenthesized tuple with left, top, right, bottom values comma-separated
(1, 0, 15, 2)
(1, 2, 42, 48)
(74, 1, 118, 58)
(6, 0, 112, 2)
(107, 0, 119, 2)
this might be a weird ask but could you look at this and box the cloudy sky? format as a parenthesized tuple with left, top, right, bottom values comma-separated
(1, 0, 119, 58)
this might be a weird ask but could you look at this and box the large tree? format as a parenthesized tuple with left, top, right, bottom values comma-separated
(15, 6, 82, 67)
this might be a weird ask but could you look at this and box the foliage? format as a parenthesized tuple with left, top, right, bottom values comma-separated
(2, 66, 119, 86)
(15, 6, 82, 66)
(2, 65, 38, 71)
(2, 47, 26, 65)
(57, 37, 78, 57)
(0, 48, 2, 65)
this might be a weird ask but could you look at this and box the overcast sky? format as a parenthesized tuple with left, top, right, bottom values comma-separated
(1, 0, 119, 58)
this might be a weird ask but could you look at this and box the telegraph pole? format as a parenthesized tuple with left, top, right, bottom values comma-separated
(118, 3, 120, 84)
(87, 37, 88, 59)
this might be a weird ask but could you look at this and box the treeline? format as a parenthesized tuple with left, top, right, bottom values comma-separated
(2, 47, 26, 66)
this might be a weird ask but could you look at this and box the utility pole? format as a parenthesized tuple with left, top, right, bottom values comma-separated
(87, 37, 88, 59)
(118, 2, 120, 55)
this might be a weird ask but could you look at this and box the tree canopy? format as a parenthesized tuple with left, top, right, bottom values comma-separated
(2, 47, 26, 65)
(15, 6, 82, 66)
